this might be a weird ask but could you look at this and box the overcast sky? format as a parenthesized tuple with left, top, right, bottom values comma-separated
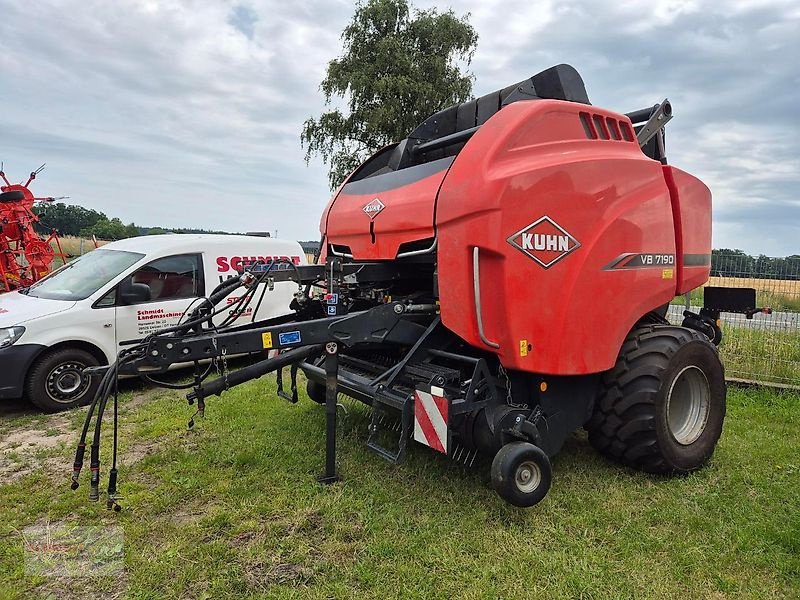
(1, 0, 798, 255)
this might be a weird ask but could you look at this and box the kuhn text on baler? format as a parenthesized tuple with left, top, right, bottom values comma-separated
(75, 65, 758, 508)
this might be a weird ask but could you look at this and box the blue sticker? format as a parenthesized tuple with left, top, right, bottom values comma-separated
(326, 293, 338, 305)
(278, 331, 302, 345)
(327, 305, 337, 316)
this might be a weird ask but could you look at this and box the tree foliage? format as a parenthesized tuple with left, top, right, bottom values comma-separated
(79, 217, 139, 241)
(712, 249, 800, 280)
(33, 202, 138, 240)
(301, 0, 478, 189)
(32, 202, 236, 241)
(33, 202, 106, 237)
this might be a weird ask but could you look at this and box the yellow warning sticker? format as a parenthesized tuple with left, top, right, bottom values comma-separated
(520, 340, 528, 357)
(262, 332, 273, 349)
(662, 269, 674, 279)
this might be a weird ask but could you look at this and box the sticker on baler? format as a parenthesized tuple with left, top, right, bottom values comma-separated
(413, 387, 448, 454)
(261, 332, 273, 349)
(603, 253, 676, 270)
(278, 330, 302, 345)
(506, 216, 581, 269)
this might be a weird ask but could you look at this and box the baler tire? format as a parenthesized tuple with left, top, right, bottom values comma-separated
(490, 441, 552, 507)
(586, 325, 726, 474)
(306, 379, 326, 405)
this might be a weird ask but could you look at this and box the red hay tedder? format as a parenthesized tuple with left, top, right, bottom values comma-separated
(0, 164, 67, 293)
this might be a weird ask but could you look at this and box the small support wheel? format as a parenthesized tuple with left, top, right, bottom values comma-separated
(490, 441, 552, 507)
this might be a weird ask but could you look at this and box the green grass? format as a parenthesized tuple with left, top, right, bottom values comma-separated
(722, 326, 800, 385)
(0, 381, 798, 599)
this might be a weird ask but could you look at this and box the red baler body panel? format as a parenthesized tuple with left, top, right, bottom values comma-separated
(322, 161, 449, 260)
(321, 99, 712, 376)
(663, 165, 713, 295)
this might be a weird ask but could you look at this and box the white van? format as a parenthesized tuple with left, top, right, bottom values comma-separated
(0, 234, 306, 412)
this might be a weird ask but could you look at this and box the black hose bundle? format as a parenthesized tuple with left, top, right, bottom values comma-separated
(70, 257, 301, 509)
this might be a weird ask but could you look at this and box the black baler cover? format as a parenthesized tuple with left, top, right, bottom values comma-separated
(409, 64, 590, 143)
(347, 64, 591, 183)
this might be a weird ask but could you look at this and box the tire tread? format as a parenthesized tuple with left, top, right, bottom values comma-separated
(586, 325, 714, 473)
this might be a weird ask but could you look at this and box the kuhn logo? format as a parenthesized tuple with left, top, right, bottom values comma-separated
(507, 216, 580, 268)
(362, 197, 385, 219)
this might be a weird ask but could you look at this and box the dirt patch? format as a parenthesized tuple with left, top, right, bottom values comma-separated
(1, 426, 72, 452)
(32, 574, 129, 600)
(0, 388, 163, 484)
(0, 415, 73, 483)
(119, 438, 158, 467)
(244, 559, 313, 590)
(120, 390, 158, 414)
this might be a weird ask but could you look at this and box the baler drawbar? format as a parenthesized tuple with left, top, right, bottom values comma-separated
(72, 64, 759, 508)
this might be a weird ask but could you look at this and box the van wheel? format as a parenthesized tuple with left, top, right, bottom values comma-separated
(26, 348, 101, 413)
(306, 379, 327, 404)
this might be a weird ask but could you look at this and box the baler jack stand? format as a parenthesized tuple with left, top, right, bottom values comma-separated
(318, 342, 340, 484)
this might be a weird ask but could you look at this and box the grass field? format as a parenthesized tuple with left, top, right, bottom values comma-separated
(722, 326, 800, 385)
(0, 377, 798, 599)
(49, 236, 108, 267)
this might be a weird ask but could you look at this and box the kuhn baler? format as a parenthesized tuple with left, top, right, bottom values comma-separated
(74, 65, 757, 509)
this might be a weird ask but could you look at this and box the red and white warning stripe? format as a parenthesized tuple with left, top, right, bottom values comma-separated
(414, 386, 448, 454)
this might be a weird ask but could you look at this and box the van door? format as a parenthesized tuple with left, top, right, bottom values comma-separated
(113, 253, 204, 346)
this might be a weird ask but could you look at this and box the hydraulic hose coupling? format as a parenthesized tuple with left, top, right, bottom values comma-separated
(106, 468, 121, 512)
(89, 468, 100, 502)
(71, 442, 86, 490)
(240, 271, 256, 287)
(88, 444, 100, 502)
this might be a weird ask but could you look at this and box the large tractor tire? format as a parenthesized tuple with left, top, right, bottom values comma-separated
(586, 325, 726, 473)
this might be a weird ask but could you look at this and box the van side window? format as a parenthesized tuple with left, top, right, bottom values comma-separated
(124, 254, 203, 303)
(95, 289, 116, 308)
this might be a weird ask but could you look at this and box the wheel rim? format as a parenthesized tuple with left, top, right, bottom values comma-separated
(514, 460, 542, 493)
(666, 365, 711, 445)
(46, 361, 90, 404)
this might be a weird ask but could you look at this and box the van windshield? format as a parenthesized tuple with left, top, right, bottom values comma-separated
(24, 249, 145, 301)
